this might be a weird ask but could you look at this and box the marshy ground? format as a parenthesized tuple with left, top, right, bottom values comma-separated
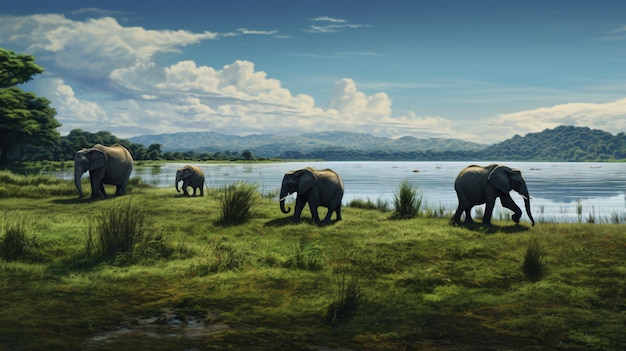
(0, 171, 625, 350)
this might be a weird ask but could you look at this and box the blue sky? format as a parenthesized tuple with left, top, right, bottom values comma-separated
(2, 1, 626, 144)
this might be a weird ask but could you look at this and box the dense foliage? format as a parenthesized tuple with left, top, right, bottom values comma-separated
(12, 129, 259, 163)
(0, 48, 60, 165)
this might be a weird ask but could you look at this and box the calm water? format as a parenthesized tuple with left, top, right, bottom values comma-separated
(60, 161, 626, 223)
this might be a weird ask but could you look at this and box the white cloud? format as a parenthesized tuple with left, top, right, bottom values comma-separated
(0, 14, 217, 79)
(32, 77, 108, 130)
(477, 98, 626, 142)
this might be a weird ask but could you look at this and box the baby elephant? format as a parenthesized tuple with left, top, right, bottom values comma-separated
(175, 165, 205, 197)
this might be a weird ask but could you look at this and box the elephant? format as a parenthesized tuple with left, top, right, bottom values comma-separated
(452, 164, 535, 227)
(279, 167, 344, 223)
(176, 165, 205, 196)
(74, 144, 134, 200)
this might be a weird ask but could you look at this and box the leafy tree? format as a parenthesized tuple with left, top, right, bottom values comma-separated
(0, 48, 60, 165)
(241, 149, 254, 160)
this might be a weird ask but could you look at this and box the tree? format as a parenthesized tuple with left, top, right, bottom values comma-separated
(0, 48, 60, 165)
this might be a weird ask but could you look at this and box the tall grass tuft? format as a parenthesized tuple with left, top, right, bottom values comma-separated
(218, 182, 260, 225)
(348, 197, 390, 212)
(392, 180, 422, 219)
(0, 213, 43, 261)
(522, 237, 547, 282)
(88, 200, 146, 261)
(324, 272, 361, 325)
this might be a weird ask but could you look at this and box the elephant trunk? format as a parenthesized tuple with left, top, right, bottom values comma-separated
(279, 182, 291, 214)
(74, 166, 84, 198)
(175, 171, 182, 193)
(519, 183, 535, 226)
(524, 197, 535, 226)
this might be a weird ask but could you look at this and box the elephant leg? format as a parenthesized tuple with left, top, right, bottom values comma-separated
(116, 179, 128, 196)
(182, 183, 190, 197)
(200, 186, 204, 196)
(308, 203, 321, 222)
(464, 208, 474, 223)
(192, 187, 197, 196)
(500, 194, 522, 224)
(293, 197, 307, 221)
(483, 200, 496, 226)
(323, 192, 343, 222)
(99, 183, 107, 199)
(90, 174, 104, 200)
(452, 206, 464, 224)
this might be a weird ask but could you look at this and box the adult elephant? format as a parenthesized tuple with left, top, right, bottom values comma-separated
(74, 144, 134, 200)
(176, 165, 205, 196)
(279, 167, 344, 223)
(452, 164, 535, 227)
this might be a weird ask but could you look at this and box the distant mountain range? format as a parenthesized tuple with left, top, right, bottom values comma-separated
(128, 126, 626, 161)
(129, 131, 487, 157)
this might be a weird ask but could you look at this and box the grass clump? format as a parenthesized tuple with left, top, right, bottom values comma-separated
(522, 237, 547, 282)
(348, 197, 390, 211)
(87, 200, 148, 262)
(0, 213, 43, 261)
(392, 180, 422, 219)
(324, 272, 361, 325)
(218, 181, 260, 225)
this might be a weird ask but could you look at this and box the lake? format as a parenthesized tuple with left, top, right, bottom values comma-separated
(61, 161, 626, 223)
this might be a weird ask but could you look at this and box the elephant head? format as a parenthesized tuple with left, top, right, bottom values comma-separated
(74, 148, 108, 198)
(279, 168, 317, 214)
(488, 166, 535, 226)
(175, 168, 192, 193)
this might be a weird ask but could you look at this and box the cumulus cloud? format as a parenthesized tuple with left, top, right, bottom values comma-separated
(14, 11, 626, 143)
(0, 14, 217, 80)
(478, 98, 626, 142)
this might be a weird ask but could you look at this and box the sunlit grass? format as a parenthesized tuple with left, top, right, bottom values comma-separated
(1, 171, 625, 350)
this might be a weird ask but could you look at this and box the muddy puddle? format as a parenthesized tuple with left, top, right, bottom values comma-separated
(87, 309, 229, 344)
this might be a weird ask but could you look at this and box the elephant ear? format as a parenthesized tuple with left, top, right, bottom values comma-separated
(88, 148, 108, 171)
(297, 168, 317, 194)
(488, 165, 511, 193)
(182, 167, 194, 179)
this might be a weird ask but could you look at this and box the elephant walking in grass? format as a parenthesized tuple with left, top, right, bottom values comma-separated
(279, 167, 344, 223)
(176, 165, 205, 197)
(452, 164, 535, 227)
(74, 144, 134, 200)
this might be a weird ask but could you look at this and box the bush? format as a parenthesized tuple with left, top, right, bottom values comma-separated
(522, 237, 547, 282)
(218, 182, 260, 225)
(87, 201, 147, 261)
(324, 273, 361, 325)
(392, 180, 422, 219)
(0, 213, 43, 261)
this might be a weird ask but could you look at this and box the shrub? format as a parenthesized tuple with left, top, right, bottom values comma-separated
(218, 182, 260, 225)
(392, 180, 422, 219)
(522, 237, 547, 282)
(88, 201, 147, 261)
(0, 213, 43, 261)
(324, 272, 361, 325)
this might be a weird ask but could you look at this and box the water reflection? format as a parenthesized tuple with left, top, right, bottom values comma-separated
(48, 161, 626, 223)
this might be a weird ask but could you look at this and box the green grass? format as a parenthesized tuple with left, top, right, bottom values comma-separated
(0, 171, 625, 350)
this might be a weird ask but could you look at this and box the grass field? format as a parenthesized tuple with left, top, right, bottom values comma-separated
(0, 170, 625, 350)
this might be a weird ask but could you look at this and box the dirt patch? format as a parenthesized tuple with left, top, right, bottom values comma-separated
(88, 309, 229, 344)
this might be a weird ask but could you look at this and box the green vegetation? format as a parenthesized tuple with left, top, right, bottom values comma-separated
(1, 171, 625, 350)
(392, 180, 423, 219)
(0, 48, 60, 166)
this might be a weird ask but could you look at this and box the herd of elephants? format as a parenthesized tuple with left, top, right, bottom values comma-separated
(74, 144, 536, 227)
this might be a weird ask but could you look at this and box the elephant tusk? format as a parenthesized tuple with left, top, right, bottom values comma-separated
(521, 194, 533, 200)
(278, 195, 290, 202)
